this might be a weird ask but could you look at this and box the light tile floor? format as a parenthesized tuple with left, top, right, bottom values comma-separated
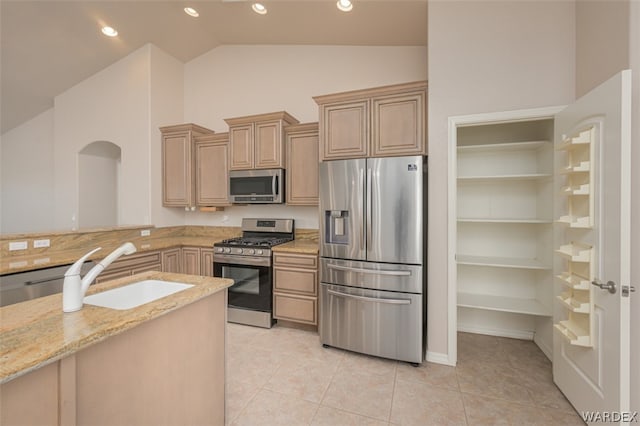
(226, 323, 585, 425)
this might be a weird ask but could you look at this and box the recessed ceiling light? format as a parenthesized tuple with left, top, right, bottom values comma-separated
(101, 26, 118, 37)
(337, 0, 353, 12)
(184, 7, 199, 17)
(252, 3, 267, 15)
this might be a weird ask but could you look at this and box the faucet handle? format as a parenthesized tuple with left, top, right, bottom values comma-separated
(65, 247, 102, 276)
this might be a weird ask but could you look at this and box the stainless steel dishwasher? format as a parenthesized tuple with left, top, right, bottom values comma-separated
(0, 261, 95, 307)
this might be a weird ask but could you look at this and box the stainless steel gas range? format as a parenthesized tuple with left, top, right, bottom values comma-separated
(213, 218, 294, 328)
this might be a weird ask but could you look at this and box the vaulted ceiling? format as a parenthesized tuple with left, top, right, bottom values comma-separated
(1, 0, 428, 134)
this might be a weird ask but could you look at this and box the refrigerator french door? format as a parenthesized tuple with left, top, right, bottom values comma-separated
(319, 156, 426, 364)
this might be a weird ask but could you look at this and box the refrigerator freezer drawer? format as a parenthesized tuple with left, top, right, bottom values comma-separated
(320, 258, 423, 294)
(320, 283, 424, 364)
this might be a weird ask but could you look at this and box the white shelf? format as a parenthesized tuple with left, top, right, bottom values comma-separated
(560, 183, 590, 195)
(457, 140, 549, 152)
(554, 320, 591, 347)
(557, 215, 591, 228)
(556, 128, 594, 151)
(456, 254, 551, 270)
(558, 161, 590, 174)
(556, 242, 592, 263)
(557, 291, 590, 314)
(458, 218, 552, 224)
(556, 272, 590, 290)
(458, 173, 552, 182)
(457, 292, 551, 316)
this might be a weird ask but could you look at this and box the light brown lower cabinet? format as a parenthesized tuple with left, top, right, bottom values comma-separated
(182, 246, 215, 276)
(273, 252, 318, 326)
(162, 248, 182, 273)
(96, 251, 162, 283)
(0, 291, 226, 425)
(95, 246, 214, 282)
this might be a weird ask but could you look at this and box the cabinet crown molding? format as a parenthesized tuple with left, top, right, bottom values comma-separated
(224, 111, 299, 126)
(159, 123, 215, 135)
(313, 80, 428, 105)
(194, 132, 229, 143)
(284, 122, 319, 133)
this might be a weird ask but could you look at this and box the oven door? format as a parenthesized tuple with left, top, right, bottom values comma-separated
(213, 255, 272, 312)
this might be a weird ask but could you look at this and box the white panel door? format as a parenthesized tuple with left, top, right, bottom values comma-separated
(553, 70, 632, 420)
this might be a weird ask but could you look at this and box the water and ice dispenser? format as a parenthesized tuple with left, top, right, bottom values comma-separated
(324, 210, 349, 245)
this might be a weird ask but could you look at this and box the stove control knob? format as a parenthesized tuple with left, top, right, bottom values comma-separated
(223, 247, 231, 254)
(256, 249, 263, 255)
(246, 249, 255, 255)
(214, 247, 222, 253)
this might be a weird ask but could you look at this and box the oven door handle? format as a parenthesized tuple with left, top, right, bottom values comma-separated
(327, 264, 411, 276)
(327, 288, 411, 305)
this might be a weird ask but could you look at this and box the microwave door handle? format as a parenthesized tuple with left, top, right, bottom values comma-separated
(272, 175, 278, 196)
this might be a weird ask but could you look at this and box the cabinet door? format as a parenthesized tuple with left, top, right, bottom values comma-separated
(371, 91, 426, 157)
(200, 248, 215, 277)
(161, 248, 182, 273)
(320, 101, 369, 160)
(274, 267, 317, 296)
(286, 126, 319, 205)
(196, 140, 230, 206)
(229, 124, 254, 170)
(162, 132, 193, 206)
(254, 120, 284, 169)
(182, 247, 200, 275)
(273, 293, 317, 325)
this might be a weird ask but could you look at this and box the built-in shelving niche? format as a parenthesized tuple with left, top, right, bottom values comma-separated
(456, 119, 555, 350)
(553, 126, 596, 347)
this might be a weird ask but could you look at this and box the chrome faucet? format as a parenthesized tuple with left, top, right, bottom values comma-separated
(63, 242, 137, 312)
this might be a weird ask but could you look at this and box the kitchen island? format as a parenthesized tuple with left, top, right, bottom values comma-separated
(0, 270, 233, 425)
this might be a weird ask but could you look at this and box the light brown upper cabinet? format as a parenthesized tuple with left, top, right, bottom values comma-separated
(224, 112, 299, 170)
(160, 123, 214, 210)
(313, 81, 427, 160)
(194, 133, 231, 207)
(285, 123, 319, 206)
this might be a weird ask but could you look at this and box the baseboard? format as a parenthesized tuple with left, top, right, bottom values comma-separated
(534, 333, 553, 361)
(425, 350, 456, 366)
(457, 324, 534, 340)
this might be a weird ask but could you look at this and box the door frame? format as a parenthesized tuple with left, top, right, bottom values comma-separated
(446, 106, 565, 366)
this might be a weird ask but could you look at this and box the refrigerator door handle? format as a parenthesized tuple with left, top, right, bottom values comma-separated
(327, 264, 412, 276)
(366, 166, 372, 252)
(327, 288, 411, 305)
(360, 167, 365, 249)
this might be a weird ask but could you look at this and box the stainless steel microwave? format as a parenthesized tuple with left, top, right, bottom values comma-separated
(229, 169, 284, 204)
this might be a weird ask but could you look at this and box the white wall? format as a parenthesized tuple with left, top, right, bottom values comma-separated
(427, 1, 575, 359)
(628, 0, 640, 414)
(183, 44, 427, 228)
(53, 45, 153, 230)
(78, 141, 121, 229)
(576, 0, 630, 98)
(148, 44, 186, 227)
(0, 108, 55, 233)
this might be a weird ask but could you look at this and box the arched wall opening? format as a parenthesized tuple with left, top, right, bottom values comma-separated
(78, 141, 121, 228)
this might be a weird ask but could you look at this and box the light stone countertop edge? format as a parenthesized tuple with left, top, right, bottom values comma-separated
(0, 271, 233, 385)
(272, 240, 319, 254)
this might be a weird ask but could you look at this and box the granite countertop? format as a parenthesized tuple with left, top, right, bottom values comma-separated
(0, 271, 233, 384)
(0, 236, 225, 275)
(272, 240, 319, 255)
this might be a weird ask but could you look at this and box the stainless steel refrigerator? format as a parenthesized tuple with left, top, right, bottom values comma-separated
(319, 155, 426, 364)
